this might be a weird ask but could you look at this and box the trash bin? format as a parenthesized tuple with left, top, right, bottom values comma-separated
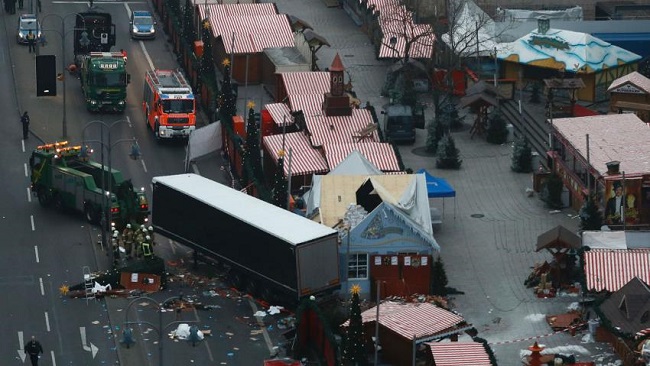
(588, 319, 599, 336)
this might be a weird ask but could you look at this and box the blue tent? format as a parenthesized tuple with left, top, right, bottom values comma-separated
(417, 169, 456, 198)
(417, 169, 457, 219)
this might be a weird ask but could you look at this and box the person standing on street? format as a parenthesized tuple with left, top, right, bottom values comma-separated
(24, 336, 43, 366)
(27, 31, 36, 53)
(21, 111, 30, 140)
(18, 0, 22, 10)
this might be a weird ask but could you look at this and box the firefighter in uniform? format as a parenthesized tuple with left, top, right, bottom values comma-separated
(142, 235, 153, 259)
(112, 230, 121, 266)
(122, 224, 134, 259)
(148, 226, 155, 246)
(134, 227, 145, 259)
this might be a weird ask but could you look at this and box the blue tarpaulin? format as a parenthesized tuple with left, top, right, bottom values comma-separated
(417, 169, 456, 198)
(417, 169, 457, 219)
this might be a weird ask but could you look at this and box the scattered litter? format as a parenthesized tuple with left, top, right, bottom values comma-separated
(92, 321, 100, 325)
(549, 210, 561, 214)
(268, 306, 283, 315)
(254, 311, 267, 317)
(169, 323, 204, 341)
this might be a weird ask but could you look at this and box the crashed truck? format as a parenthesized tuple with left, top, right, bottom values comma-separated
(151, 173, 341, 304)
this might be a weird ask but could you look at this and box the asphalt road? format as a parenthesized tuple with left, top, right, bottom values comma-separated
(0, 1, 283, 364)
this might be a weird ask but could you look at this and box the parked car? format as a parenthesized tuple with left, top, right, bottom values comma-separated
(130, 11, 156, 39)
(17, 14, 40, 44)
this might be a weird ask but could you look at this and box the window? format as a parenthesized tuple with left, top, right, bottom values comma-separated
(161, 99, 194, 114)
(348, 254, 368, 279)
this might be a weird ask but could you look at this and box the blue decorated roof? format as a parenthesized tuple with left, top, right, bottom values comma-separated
(498, 27, 641, 73)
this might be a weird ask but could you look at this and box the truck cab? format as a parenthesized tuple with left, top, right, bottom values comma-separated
(381, 104, 415, 144)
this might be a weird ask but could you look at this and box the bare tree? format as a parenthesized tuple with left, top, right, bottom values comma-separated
(378, 4, 436, 63)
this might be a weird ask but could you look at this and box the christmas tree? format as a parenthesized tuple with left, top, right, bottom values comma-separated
(579, 193, 603, 231)
(245, 101, 262, 182)
(511, 137, 533, 173)
(486, 107, 509, 144)
(431, 256, 448, 296)
(436, 134, 462, 169)
(181, 0, 196, 45)
(219, 59, 236, 128)
(342, 284, 368, 365)
(540, 173, 564, 209)
(426, 113, 446, 154)
(272, 154, 288, 208)
(200, 20, 215, 80)
(441, 101, 463, 130)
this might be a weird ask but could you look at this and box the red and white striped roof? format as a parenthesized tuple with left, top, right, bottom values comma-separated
(199, 2, 277, 18)
(353, 302, 466, 340)
(199, 5, 294, 54)
(324, 143, 400, 172)
(305, 108, 379, 146)
(289, 95, 324, 113)
(378, 8, 436, 59)
(263, 132, 329, 176)
(265, 103, 294, 126)
(280, 72, 330, 96)
(584, 249, 650, 292)
(362, 0, 401, 14)
(427, 342, 492, 366)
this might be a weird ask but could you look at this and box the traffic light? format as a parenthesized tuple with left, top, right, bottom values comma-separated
(36, 55, 56, 96)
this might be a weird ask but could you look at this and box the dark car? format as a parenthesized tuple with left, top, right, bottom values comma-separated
(17, 14, 40, 44)
(130, 11, 156, 40)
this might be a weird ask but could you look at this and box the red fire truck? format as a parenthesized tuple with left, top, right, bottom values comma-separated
(142, 69, 196, 139)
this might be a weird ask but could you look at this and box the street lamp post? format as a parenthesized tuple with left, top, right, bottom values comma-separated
(81, 120, 141, 265)
(123, 296, 199, 366)
(40, 12, 84, 138)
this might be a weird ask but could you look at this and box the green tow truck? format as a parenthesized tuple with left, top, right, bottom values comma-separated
(29, 141, 149, 228)
(78, 52, 130, 112)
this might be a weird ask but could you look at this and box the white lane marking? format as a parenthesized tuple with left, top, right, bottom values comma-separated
(50, 350, 57, 366)
(126, 115, 132, 128)
(80, 327, 99, 358)
(39, 277, 45, 296)
(27, 187, 32, 203)
(30, 215, 35, 231)
(17, 331, 26, 362)
(24, 163, 28, 177)
(123, 1, 131, 16)
(45, 312, 50, 331)
(140, 159, 147, 173)
(22, 139, 25, 152)
(139, 41, 155, 70)
(34, 245, 39, 263)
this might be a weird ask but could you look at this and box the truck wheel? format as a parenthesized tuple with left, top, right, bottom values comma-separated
(37, 187, 51, 207)
(154, 122, 161, 140)
(53, 194, 64, 211)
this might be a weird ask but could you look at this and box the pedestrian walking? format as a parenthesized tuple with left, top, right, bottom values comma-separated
(24, 336, 43, 366)
(9, 0, 15, 14)
(27, 31, 36, 53)
(18, 0, 22, 9)
(21, 111, 30, 140)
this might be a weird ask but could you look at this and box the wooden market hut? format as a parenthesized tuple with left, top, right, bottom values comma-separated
(608, 71, 650, 122)
(460, 81, 499, 139)
(497, 16, 641, 102)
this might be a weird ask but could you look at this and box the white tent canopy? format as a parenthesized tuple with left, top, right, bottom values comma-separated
(184, 122, 222, 172)
(441, 0, 498, 57)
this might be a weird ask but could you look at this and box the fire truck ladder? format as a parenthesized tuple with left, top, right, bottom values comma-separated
(83, 266, 95, 304)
